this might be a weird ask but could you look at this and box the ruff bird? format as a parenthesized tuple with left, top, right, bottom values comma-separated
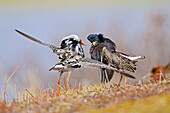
(15, 30, 135, 94)
(87, 34, 116, 83)
(87, 33, 144, 85)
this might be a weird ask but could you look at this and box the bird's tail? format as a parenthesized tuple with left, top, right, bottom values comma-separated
(117, 52, 145, 69)
(118, 52, 145, 62)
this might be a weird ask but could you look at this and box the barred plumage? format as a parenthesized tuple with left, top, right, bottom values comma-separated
(102, 47, 140, 72)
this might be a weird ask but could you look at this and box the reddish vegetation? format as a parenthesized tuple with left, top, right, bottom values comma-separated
(149, 62, 170, 81)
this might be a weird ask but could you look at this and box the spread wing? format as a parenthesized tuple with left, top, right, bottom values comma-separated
(15, 29, 59, 51)
(15, 29, 73, 60)
(49, 51, 82, 71)
(49, 48, 135, 79)
(80, 58, 135, 79)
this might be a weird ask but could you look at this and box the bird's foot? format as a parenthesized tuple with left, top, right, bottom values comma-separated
(124, 77, 128, 86)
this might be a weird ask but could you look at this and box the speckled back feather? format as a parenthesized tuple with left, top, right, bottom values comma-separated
(102, 47, 137, 72)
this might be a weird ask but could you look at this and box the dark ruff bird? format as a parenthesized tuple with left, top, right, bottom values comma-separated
(15, 30, 135, 94)
(87, 34, 144, 84)
(87, 34, 116, 83)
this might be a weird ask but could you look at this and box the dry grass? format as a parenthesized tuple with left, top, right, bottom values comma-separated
(0, 77, 169, 112)
(2, 60, 23, 104)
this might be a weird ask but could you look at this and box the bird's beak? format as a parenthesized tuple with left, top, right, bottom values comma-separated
(92, 41, 97, 46)
(80, 39, 86, 46)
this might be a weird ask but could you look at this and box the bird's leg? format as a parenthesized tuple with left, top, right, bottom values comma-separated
(105, 69, 109, 83)
(66, 73, 71, 93)
(124, 77, 128, 86)
(101, 50, 105, 84)
(105, 63, 111, 83)
(117, 75, 123, 86)
(114, 69, 121, 85)
(99, 68, 103, 84)
(102, 69, 106, 83)
(114, 75, 119, 85)
(102, 69, 107, 88)
(57, 75, 61, 95)
(57, 72, 63, 95)
(117, 56, 123, 86)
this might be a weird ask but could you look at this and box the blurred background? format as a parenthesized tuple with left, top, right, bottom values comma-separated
(0, 0, 170, 100)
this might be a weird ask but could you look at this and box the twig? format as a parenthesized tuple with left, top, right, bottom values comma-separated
(3, 60, 23, 103)
(3, 73, 7, 103)
(74, 80, 77, 90)
(7, 60, 23, 84)
(25, 88, 36, 100)
(59, 85, 65, 91)
(15, 84, 18, 101)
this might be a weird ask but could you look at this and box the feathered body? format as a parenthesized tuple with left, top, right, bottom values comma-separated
(90, 43, 115, 82)
(102, 47, 144, 72)
(88, 34, 116, 83)
(60, 35, 85, 58)
(87, 34, 144, 83)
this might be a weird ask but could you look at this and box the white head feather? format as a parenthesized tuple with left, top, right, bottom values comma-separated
(61, 34, 80, 42)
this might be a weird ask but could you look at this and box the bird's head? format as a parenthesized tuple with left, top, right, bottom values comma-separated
(87, 34, 104, 46)
(60, 34, 86, 57)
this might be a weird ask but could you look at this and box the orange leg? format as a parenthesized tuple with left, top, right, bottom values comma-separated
(117, 75, 123, 86)
(114, 69, 121, 85)
(57, 75, 61, 95)
(114, 75, 120, 85)
(124, 77, 128, 86)
(66, 73, 71, 93)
